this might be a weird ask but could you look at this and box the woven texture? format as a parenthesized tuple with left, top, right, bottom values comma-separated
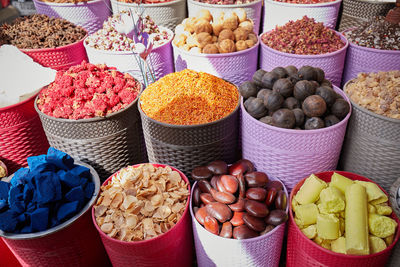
(241, 86, 351, 192)
(84, 30, 174, 84)
(187, 0, 262, 34)
(173, 42, 259, 86)
(259, 32, 348, 87)
(190, 180, 287, 267)
(0, 239, 20, 267)
(341, 41, 400, 86)
(110, 0, 186, 31)
(33, 0, 111, 34)
(262, 0, 341, 32)
(92, 164, 193, 267)
(0, 94, 49, 174)
(287, 171, 400, 267)
(35, 98, 146, 182)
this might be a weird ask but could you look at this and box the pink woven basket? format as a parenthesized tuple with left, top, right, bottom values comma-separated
(259, 31, 348, 87)
(241, 86, 351, 192)
(287, 171, 400, 267)
(190, 178, 288, 267)
(33, 0, 111, 34)
(0, 93, 49, 174)
(92, 163, 193, 267)
(173, 40, 259, 86)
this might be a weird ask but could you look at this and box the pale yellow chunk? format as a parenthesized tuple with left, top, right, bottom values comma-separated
(295, 203, 319, 226)
(355, 181, 388, 204)
(369, 235, 387, 254)
(331, 237, 346, 254)
(317, 214, 340, 240)
(295, 174, 327, 204)
(368, 204, 377, 214)
(330, 172, 353, 194)
(319, 186, 345, 213)
(291, 198, 299, 212)
(385, 235, 394, 246)
(314, 236, 332, 250)
(317, 203, 329, 215)
(369, 213, 397, 238)
(339, 218, 345, 236)
(374, 203, 392, 216)
(301, 224, 317, 239)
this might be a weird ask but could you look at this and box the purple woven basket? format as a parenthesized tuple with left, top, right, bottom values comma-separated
(33, 0, 111, 34)
(241, 85, 351, 192)
(173, 40, 259, 86)
(259, 32, 348, 87)
(190, 179, 287, 267)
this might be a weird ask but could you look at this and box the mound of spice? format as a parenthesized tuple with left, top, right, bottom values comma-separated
(117, 0, 174, 3)
(0, 14, 87, 49)
(273, 0, 335, 3)
(37, 61, 141, 120)
(193, 0, 256, 4)
(261, 16, 345, 55)
(345, 71, 400, 119)
(140, 69, 239, 125)
(94, 164, 189, 241)
(344, 17, 400, 50)
(37, 0, 92, 2)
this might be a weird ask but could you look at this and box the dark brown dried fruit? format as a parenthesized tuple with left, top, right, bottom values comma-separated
(261, 72, 279, 89)
(304, 117, 325, 130)
(302, 95, 327, 117)
(293, 80, 316, 101)
(239, 81, 258, 99)
(272, 109, 296, 129)
(324, 114, 340, 127)
(272, 78, 294, 98)
(298, 66, 317, 81)
(283, 97, 300, 110)
(331, 99, 350, 120)
(271, 67, 288, 79)
(292, 108, 305, 127)
(252, 69, 266, 87)
(247, 98, 268, 119)
(316, 86, 337, 107)
(264, 92, 284, 112)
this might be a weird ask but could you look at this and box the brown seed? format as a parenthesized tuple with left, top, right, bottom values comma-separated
(210, 188, 236, 204)
(266, 180, 283, 191)
(200, 193, 215, 205)
(206, 202, 232, 222)
(246, 188, 267, 202)
(195, 206, 208, 225)
(216, 176, 226, 192)
(243, 213, 267, 232)
(233, 225, 259, 240)
(265, 210, 288, 226)
(220, 175, 239, 194)
(191, 166, 213, 181)
(210, 175, 220, 190)
(193, 186, 201, 207)
(230, 211, 245, 226)
(204, 215, 219, 235)
(245, 199, 269, 218)
(207, 160, 228, 175)
(275, 190, 287, 210)
(228, 197, 246, 212)
(245, 172, 269, 188)
(198, 180, 212, 194)
(237, 173, 246, 198)
(265, 188, 277, 207)
(260, 225, 275, 235)
(220, 222, 233, 238)
(228, 161, 248, 176)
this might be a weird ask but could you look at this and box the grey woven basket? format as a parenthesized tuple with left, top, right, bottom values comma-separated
(338, 0, 395, 31)
(388, 177, 400, 267)
(139, 96, 240, 179)
(339, 79, 400, 193)
(35, 88, 146, 182)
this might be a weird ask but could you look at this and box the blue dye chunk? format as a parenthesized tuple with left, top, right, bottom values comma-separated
(8, 184, 23, 206)
(31, 208, 49, 232)
(0, 181, 10, 200)
(0, 199, 7, 211)
(59, 171, 80, 188)
(10, 200, 25, 214)
(10, 168, 29, 187)
(69, 165, 91, 178)
(84, 182, 95, 199)
(27, 155, 47, 170)
(57, 201, 79, 222)
(65, 186, 85, 204)
(46, 147, 74, 170)
(0, 210, 18, 232)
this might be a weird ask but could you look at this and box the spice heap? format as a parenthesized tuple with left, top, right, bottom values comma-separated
(173, 9, 258, 54)
(292, 173, 397, 255)
(0, 14, 87, 49)
(37, 61, 141, 120)
(241, 66, 350, 130)
(273, 0, 335, 3)
(117, 0, 173, 3)
(94, 164, 189, 241)
(0, 160, 7, 178)
(344, 16, 400, 50)
(0, 148, 95, 233)
(37, 0, 91, 2)
(140, 69, 239, 125)
(85, 12, 172, 51)
(193, 0, 256, 4)
(191, 159, 288, 239)
(261, 16, 345, 55)
(345, 71, 400, 119)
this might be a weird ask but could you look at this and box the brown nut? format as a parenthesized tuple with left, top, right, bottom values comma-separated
(218, 39, 236, 53)
(222, 14, 239, 31)
(196, 9, 212, 22)
(194, 19, 213, 34)
(204, 215, 219, 235)
(234, 27, 249, 41)
(236, 40, 248, 51)
(247, 33, 258, 44)
(239, 20, 254, 33)
(220, 221, 233, 238)
(196, 32, 213, 49)
(218, 29, 235, 42)
(203, 43, 219, 54)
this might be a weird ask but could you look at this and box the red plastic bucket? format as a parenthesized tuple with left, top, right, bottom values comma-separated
(92, 163, 194, 267)
(287, 171, 400, 267)
(0, 238, 20, 267)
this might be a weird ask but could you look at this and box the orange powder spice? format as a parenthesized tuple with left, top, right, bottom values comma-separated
(140, 69, 239, 125)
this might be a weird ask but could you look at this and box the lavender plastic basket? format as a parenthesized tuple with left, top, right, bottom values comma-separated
(190, 179, 287, 267)
(262, 0, 342, 32)
(33, 0, 111, 34)
(173, 40, 259, 86)
(259, 31, 348, 87)
(241, 85, 351, 191)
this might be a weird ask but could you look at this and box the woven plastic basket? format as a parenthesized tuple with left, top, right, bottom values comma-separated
(84, 28, 174, 84)
(339, 79, 400, 193)
(0, 93, 49, 174)
(287, 171, 400, 267)
(191, 178, 287, 267)
(262, 0, 341, 32)
(241, 86, 351, 192)
(187, 0, 263, 34)
(92, 163, 193, 267)
(0, 238, 20, 267)
(259, 31, 348, 87)
(173, 40, 259, 86)
(33, 0, 111, 34)
(0, 162, 110, 267)
(338, 0, 395, 31)
(34, 85, 146, 182)
(110, 0, 186, 30)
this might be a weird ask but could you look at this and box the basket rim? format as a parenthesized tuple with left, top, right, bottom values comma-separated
(19, 34, 88, 53)
(0, 92, 38, 112)
(33, 0, 108, 7)
(241, 85, 352, 134)
(264, 0, 342, 7)
(91, 163, 191, 245)
(187, 0, 263, 8)
(110, 0, 185, 7)
(342, 0, 396, 5)
(259, 30, 349, 58)
(0, 161, 101, 240)
(289, 170, 400, 258)
(343, 79, 400, 123)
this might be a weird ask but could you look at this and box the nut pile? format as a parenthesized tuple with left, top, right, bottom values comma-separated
(273, 0, 335, 3)
(345, 71, 400, 119)
(193, 0, 256, 4)
(94, 164, 189, 241)
(344, 16, 400, 50)
(37, 61, 141, 120)
(191, 159, 288, 239)
(173, 9, 258, 54)
(241, 66, 350, 130)
(0, 14, 87, 49)
(261, 16, 345, 55)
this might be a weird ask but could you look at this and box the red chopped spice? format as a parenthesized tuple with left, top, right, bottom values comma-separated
(274, 0, 335, 3)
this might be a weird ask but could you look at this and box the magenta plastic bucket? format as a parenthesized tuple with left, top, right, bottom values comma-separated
(259, 31, 348, 87)
(33, 0, 111, 34)
(190, 179, 288, 267)
(241, 85, 351, 192)
(92, 163, 193, 267)
(173, 40, 259, 86)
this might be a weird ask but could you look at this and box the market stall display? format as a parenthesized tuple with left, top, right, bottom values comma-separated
(92, 163, 193, 267)
(190, 159, 288, 267)
(260, 16, 348, 86)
